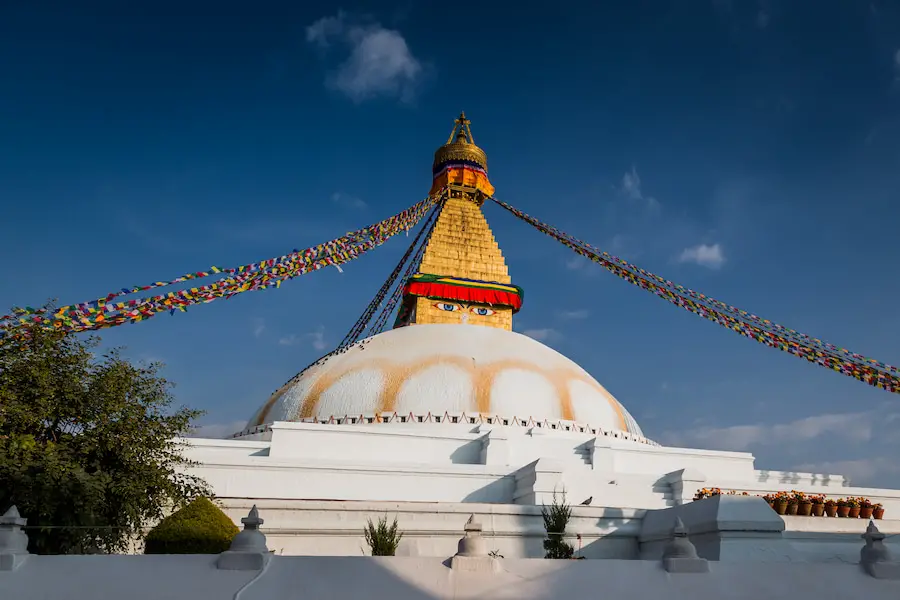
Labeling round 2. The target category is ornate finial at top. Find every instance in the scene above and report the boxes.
[241,505,264,530]
[447,111,475,145]
[433,111,488,172]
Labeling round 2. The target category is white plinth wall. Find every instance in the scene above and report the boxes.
[182,420,900,558]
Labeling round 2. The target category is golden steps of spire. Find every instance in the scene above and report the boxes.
[393,113,516,332]
[417,197,511,284]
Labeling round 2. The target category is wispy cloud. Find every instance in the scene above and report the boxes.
[306,12,423,103]
[565,256,586,271]
[279,326,328,351]
[331,191,367,210]
[677,243,726,269]
[620,166,661,215]
[556,309,590,320]
[520,328,561,342]
[252,318,266,339]
[659,411,878,452]
[657,408,900,487]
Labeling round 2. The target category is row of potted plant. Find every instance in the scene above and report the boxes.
[763,491,885,519]
[693,488,886,519]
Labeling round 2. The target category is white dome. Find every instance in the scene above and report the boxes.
[246,324,646,440]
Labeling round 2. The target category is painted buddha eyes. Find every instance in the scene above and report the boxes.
[433,302,494,316]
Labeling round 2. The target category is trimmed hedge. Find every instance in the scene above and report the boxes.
[143,497,239,554]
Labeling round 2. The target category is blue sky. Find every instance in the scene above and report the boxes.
[2,1,900,487]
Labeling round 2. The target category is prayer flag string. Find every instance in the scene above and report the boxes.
[490,197,900,394]
[0,197,438,341]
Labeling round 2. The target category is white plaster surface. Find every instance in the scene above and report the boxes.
[245,325,644,437]
[4,555,900,600]
[180,419,900,558]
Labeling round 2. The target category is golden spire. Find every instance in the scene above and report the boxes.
[433,112,489,173]
[394,113,520,332]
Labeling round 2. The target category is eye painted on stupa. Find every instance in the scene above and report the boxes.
[470,306,495,316]
[434,302,461,312]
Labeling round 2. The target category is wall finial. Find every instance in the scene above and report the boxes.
[217,505,271,571]
[662,516,708,573]
[860,520,900,579]
[0,505,30,571]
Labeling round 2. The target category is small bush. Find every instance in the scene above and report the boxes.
[143,497,239,554]
[542,492,575,559]
[364,515,403,556]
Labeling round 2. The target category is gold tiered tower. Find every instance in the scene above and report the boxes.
[393,113,524,331]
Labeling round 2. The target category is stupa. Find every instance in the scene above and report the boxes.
[182,114,900,559]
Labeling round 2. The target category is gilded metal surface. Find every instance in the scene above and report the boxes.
[433,112,489,170]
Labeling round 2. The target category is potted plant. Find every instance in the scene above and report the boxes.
[873,503,885,520]
[837,498,851,518]
[846,497,861,518]
[693,487,722,501]
[809,494,826,517]
[859,498,874,520]
[824,498,838,517]
[795,492,812,517]
[761,493,775,511]
[785,491,799,516]
[773,492,789,515]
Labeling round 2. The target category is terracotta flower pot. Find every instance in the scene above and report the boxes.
[774,501,788,515]
[838,506,851,518]
[812,504,825,517]
[786,503,799,516]
[825,505,838,517]
[860,507,874,519]
[874,508,885,520]
[797,502,813,517]
[849,507,861,518]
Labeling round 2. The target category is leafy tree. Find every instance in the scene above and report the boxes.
[143,497,238,554]
[541,491,574,559]
[364,515,403,556]
[0,317,209,554]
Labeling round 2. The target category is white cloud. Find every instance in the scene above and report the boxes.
[659,411,877,452]
[556,309,590,320]
[620,166,661,214]
[279,326,328,351]
[677,243,726,269]
[791,458,898,489]
[252,318,265,339]
[278,334,299,346]
[331,191,367,210]
[308,327,328,351]
[306,12,422,103]
[306,11,347,48]
[656,408,900,487]
[520,328,560,342]
[565,256,585,270]
[188,420,246,439]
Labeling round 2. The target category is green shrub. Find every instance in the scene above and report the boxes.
[542,492,574,559]
[143,497,239,554]
[364,515,403,556]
